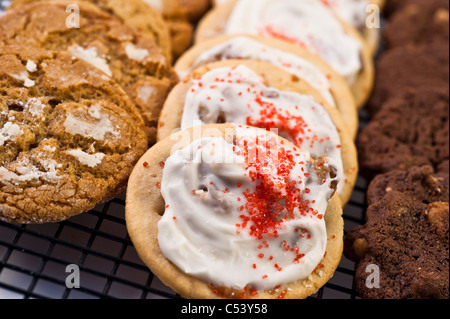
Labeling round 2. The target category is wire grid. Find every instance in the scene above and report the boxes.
[0,0,372,299]
[0,112,371,300]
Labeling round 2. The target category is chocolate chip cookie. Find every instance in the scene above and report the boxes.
[384,1,449,49]
[358,88,449,179]
[344,166,449,299]
[0,0,179,145]
[0,45,148,224]
[367,42,449,115]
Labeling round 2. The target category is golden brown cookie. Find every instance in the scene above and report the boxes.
[174,34,358,139]
[143,0,194,60]
[196,0,375,109]
[8,0,173,64]
[158,60,359,206]
[178,0,211,23]
[0,45,148,224]
[0,0,179,145]
[126,123,344,299]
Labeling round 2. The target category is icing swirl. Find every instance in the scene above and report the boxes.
[158,125,339,291]
[180,65,345,196]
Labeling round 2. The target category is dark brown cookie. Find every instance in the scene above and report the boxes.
[358,88,449,179]
[344,166,449,299]
[367,42,449,115]
[384,0,449,17]
[384,2,449,49]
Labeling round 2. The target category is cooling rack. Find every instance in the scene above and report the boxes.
[0,0,374,300]
[0,111,372,300]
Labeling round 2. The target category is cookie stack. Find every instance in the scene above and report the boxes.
[125,0,382,299]
[0,0,180,223]
[345,0,449,299]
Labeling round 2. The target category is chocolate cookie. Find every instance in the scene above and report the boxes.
[367,42,449,115]
[384,1,449,49]
[0,45,148,224]
[358,88,449,179]
[0,0,178,145]
[344,166,449,299]
[384,0,449,17]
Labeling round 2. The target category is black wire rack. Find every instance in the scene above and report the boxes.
[0,0,374,300]
[0,112,372,300]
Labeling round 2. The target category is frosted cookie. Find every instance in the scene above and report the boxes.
[212,0,387,55]
[158,61,358,205]
[143,0,194,60]
[0,45,148,224]
[9,0,173,64]
[196,0,375,108]
[126,124,344,299]
[0,0,179,145]
[174,34,358,138]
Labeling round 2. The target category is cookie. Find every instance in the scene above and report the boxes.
[143,0,194,60]
[174,34,359,139]
[344,166,449,299]
[384,0,449,17]
[178,0,211,23]
[126,123,344,299]
[0,0,179,145]
[367,42,449,115]
[158,60,359,206]
[358,88,449,179]
[8,0,173,64]
[196,0,375,109]
[0,45,148,224]
[384,1,449,49]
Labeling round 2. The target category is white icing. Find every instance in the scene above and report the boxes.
[125,43,149,62]
[158,125,337,291]
[66,149,105,168]
[183,36,336,107]
[224,0,363,85]
[319,0,368,30]
[68,44,113,77]
[0,122,23,146]
[180,65,345,196]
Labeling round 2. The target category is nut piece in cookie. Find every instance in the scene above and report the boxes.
[0,45,148,224]
[344,166,449,299]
